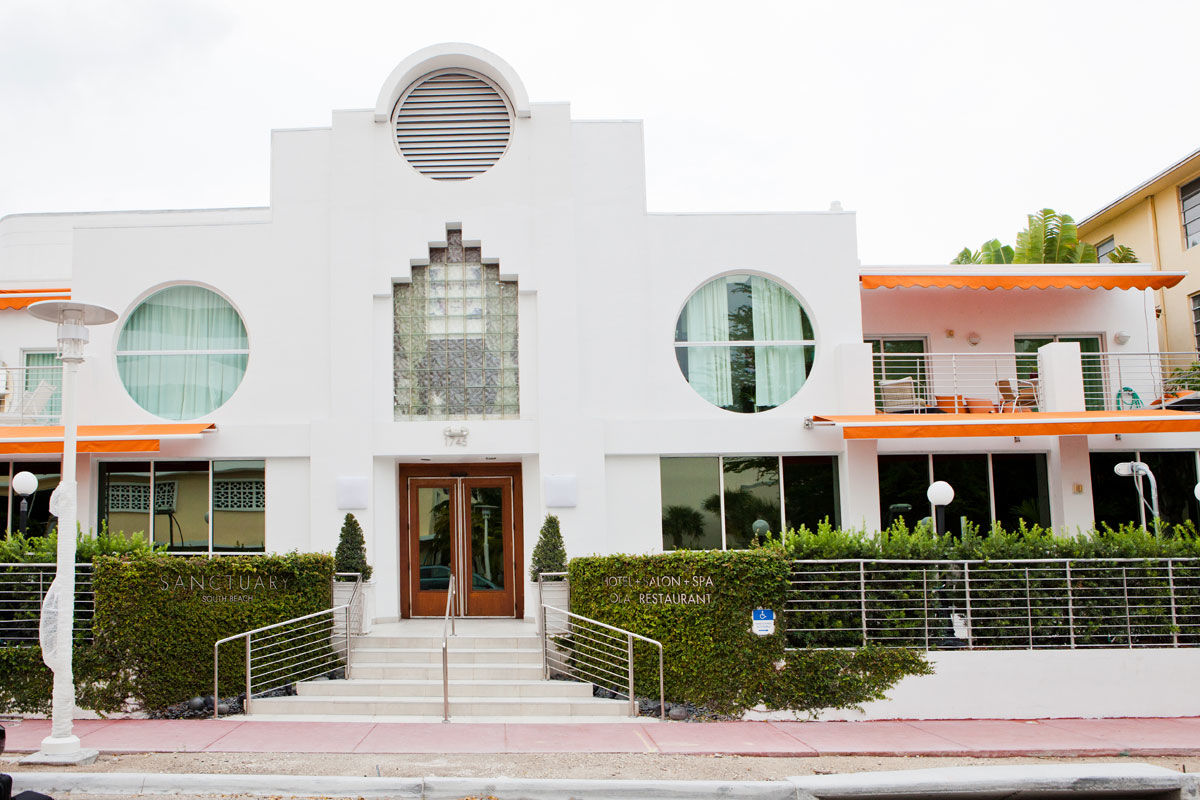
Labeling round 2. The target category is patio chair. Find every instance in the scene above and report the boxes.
[0,380,54,424]
[879,376,927,413]
[996,379,1038,412]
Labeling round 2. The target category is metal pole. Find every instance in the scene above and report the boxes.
[213,646,220,720]
[859,561,868,645]
[627,634,636,717]
[1065,562,1076,649]
[963,562,974,649]
[1167,560,1179,648]
[344,605,352,678]
[442,640,450,723]
[244,635,252,715]
[540,604,548,680]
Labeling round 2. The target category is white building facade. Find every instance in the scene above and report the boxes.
[3,44,1199,625]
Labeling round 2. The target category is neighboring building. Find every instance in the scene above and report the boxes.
[1079,147,1200,354]
[3,44,1200,624]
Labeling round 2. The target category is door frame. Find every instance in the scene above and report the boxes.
[397,462,524,619]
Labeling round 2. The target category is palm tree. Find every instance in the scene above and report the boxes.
[952,208,1137,264]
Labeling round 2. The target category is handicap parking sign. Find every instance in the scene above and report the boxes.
[752,608,775,636]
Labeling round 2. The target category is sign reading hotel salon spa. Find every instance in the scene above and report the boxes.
[159,573,289,604]
[603,573,715,605]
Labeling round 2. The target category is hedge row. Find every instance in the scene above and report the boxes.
[567,550,930,716]
[0,553,334,714]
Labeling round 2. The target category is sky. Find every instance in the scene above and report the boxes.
[2,0,1198,266]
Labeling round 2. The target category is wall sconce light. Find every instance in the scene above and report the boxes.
[967,332,981,347]
[1113,330,1131,345]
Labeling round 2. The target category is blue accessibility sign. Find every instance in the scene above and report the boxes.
[752,609,774,621]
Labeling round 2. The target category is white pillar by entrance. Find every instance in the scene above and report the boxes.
[1048,434,1095,534]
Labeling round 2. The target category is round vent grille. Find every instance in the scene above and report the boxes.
[393,70,512,181]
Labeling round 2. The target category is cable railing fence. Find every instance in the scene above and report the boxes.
[0,563,94,645]
[0,365,63,424]
[872,353,1042,413]
[1087,352,1200,411]
[540,603,665,719]
[213,572,363,718]
[788,558,1200,651]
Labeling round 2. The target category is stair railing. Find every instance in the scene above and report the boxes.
[441,576,457,722]
[212,573,363,719]
[540,604,665,719]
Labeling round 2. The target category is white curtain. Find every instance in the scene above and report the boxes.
[750,276,807,408]
[682,279,733,407]
[117,286,248,420]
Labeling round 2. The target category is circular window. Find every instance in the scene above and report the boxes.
[116,286,249,420]
[392,69,512,181]
[674,274,815,413]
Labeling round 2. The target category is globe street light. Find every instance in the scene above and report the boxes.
[12,470,37,534]
[927,481,955,537]
[24,300,116,765]
[1114,461,1159,537]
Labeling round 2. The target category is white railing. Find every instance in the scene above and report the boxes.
[0,563,93,644]
[873,352,1040,413]
[1087,352,1200,411]
[541,603,665,719]
[0,366,63,425]
[787,558,1200,650]
[213,572,363,718]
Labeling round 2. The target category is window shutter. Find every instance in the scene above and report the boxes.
[393,71,512,181]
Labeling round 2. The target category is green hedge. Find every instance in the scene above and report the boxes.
[89,553,334,711]
[568,550,930,716]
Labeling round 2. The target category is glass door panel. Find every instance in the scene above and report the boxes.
[463,478,513,616]
[409,480,458,616]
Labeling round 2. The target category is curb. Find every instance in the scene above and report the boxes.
[8,763,1199,799]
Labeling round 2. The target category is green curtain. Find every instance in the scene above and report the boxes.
[116,286,248,420]
[750,276,807,408]
[681,279,733,407]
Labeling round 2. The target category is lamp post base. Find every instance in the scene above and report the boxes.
[20,736,98,765]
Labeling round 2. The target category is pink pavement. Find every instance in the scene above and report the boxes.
[5,717,1200,758]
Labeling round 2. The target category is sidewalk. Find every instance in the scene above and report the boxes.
[6,717,1200,758]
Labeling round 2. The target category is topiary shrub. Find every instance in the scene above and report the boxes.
[529,514,567,580]
[334,513,372,581]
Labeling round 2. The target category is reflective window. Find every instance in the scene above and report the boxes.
[116,286,249,420]
[98,460,265,552]
[675,275,815,413]
[661,455,838,550]
[4,462,61,538]
[1091,450,1199,529]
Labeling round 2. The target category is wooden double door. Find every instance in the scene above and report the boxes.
[399,464,523,618]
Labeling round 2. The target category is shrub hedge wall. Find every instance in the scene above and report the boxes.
[85,553,334,712]
[567,550,930,716]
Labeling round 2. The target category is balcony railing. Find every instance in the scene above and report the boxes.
[872,351,1200,414]
[873,352,1041,413]
[0,365,62,425]
[0,563,95,645]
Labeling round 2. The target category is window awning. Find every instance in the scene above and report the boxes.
[859,269,1185,291]
[0,288,72,310]
[811,411,1200,440]
[0,423,215,455]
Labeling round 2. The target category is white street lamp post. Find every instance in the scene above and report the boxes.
[926,481,955,537]
[1114,461,1160,537]
[24,300,116,764]
[12,470,37,534]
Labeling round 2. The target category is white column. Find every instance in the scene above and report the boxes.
[840,439,881,533]
[1037,342,1085,412]
[834,342,876,414]
[1048,435,1095,534]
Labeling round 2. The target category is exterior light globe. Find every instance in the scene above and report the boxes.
[12,470,37,497]
[926,480,954,507]
[1194,483,1200,502]
[1114,462,1135,477]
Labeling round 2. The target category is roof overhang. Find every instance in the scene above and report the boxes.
[0,423,215,455]
[859,267,1184,291]
[811,411,1200,440]
[0,288,72,310]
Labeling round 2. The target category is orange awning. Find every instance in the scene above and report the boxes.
[812,411,1200,440]
[859,272,1185,291]
[0,288,72,310]
[0,423,215,455]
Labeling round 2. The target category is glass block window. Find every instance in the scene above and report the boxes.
[394,228,518,419]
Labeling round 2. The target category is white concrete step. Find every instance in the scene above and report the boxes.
[359,635,540,650]
[249,695,632,717]
[351,646,538,665]
[349,662,545,681]
[297,678,594,698]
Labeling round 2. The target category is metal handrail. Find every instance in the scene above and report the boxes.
[213,572,363,719]
[540,604,665,720]
[441,577,456,722]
